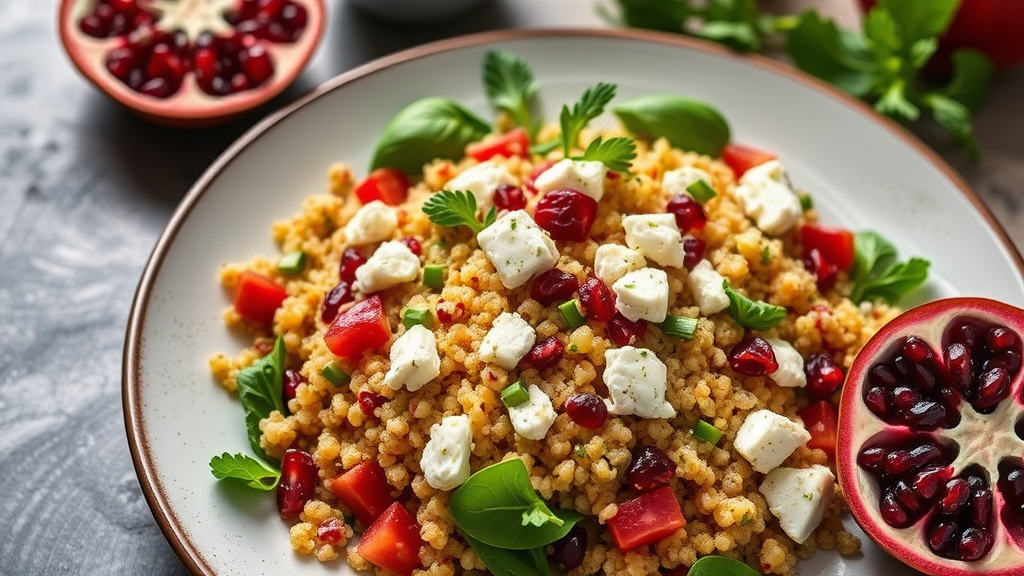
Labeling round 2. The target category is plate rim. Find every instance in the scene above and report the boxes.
[122,27,1024,576]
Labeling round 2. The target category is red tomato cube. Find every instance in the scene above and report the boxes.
[355,167,410,206]
[466,127,530,162]
[800,223,855,272]
[323,295,391,361]
[329,460,394,526]
[798,400,839,458]
[721,142,777,179]
[606,485,686,551]
[356,502,422,576]
[233,270,288,326]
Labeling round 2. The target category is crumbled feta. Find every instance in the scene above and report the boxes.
[686,259,730,315]
[733,160,803,236]
[344,200,398,246]
[479,312,536,370]
[766,338,806,388]
[477,209,558,289]
[594,244,646,286]
[603,346,676,419]
[421,415,474,491]
[734,409,811,473]
[532,159,606,201]
[662,166,713,197]
[354,240,420,293]
[622,213,685,268]
[383,324,441,392]
[612,268,669,323]
[508,384,557,441]
[759,465,836,544]
[444,161,517,211]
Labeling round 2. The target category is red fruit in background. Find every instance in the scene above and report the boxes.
[277,449,318,519]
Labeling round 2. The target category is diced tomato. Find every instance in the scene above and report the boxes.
[798,400,838,458]
[466,127,530,162]
[800,223,855,272]
[355,167,410,206]
[233,270,288,326]
[606,485,686,551]
[329,460,394,526]
[323,295,392,361]
[356,502,422,576]
[721,143,777,179]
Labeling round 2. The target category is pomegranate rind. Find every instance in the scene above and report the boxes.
[57,0,325,127]
[838,297,1024,576]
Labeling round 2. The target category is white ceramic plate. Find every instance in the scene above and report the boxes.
[124,29,1024,576]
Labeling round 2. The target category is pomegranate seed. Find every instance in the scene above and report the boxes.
[230,72,251,92]
[804,248,837,290]
[982,349,1022,374]
[139,77,172,98]
[880,489,911,527]
[258,0,287,17]
[987,326,1018,353]
[911,466,951,499]
[893,386,922,410]
[242,43,274,84]
[1004,467,1024,500]
[727,337,778,376]
[283,368,306,404]
[894,480,923,511]
[578,277,616,322]
[339,248,366,282]
[857,446,887,473]
[884,444,941,476]
[904,400,946,428]
[550,523,586,569]
[971,488,992,528]
[666,194,707,233]
[902,336,933,363]
[864,386,892,419]
[564,392,608,429]
[682,236,705,270]
[868,363,900,388]
[277,449,318,519]
[80,14,110,37]
[399,237,422,256]
[281,3,309,31]
[493,184,526,212]
[317,517,345,544]
[625,445,675,491]
[521,336,565,370]
[958,527,993,561]
[105,47,137,80]
[358,391,386,416]
[804,353,844,398]
[974,366,1009,408]
[320,281,353,324]
[533,189,598,242]
[940,478,971,515]
[945,342,972,391]
[608,313,646,346]
[928,521,957,553]
[530,269,579,305]
[193,47,218,81]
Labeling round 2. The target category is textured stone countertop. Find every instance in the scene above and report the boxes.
[0,0,1020,574]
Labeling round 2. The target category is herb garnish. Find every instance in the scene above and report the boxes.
[209,452,281,490]
[688,555,764,576]
[482,50,541,136]
[422,190,497,234]
[722,280,787,330]
[371,97,491,175]
[236,335,287,463]
[576,135,636,173]
[462,534,551,576]
[850,230,930,304]
[612,94,731,157]
[560,82,617,157]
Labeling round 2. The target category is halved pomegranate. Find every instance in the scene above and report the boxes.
[58,0,325,126]
[838,297,1024,576]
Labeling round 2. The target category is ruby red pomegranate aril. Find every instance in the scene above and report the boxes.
[282,367,306,404]
[728,336,778,376]
[804,353,845,399]
[666,194,707,233]
[521,336,565,371]
[277,448,318,519]
[578,277,616,322]
[493,183,527,212]
[317,517,346,544]
[358,390,387,416]
[608,313,646,346]
[320,281,353,324]
[550,523,587,570]
[339,247,366,283]
[564,392,608,429]
[533,189,598,242]
[530,268,579,305]
[682,236,705,270]
[625,445,676,491]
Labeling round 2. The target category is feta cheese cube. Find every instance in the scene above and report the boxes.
[479,312,536,370]
[662,166,713,197]
[532,158,606,201]
[477,210,558,289]
[686,259,730,315]
[354,240,420,293]
[383,324,441,392]
[734,409,811,473]
[444,161,517,211]
[508,384,557,441]
[344,200,398,246]
[733,160,803,236]
[622,213,685,268]
[603,346,676,419]
[612,268,669,323]
[759,465,836,544]
[594,243,646,286]
[766,338,806,388]
[421,414,474,491]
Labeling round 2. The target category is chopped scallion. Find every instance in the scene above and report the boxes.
[660,314,698,340]
[277,250,306,275]
[402,307,434,329]
[501,380,530,407]
[686,178,718,203]
[693,420,724,444]
[320,361,350,387]
[799,193,814,211]
[558,299,586,329]
[422,264,445,290]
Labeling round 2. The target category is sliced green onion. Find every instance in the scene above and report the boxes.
[558,299,586,329]
[660,314,698,340]
[686,178,718,203]
[799,193,814,211]
[501,380,530,407]
[422,264,445,290]
[573,444,586,458]
[402,307,434,329]
[693,420,724,444]
[320,361,350,387]
[277,250,306,275]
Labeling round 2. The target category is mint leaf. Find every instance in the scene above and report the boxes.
[560,82,617,157]
[423,190,489,234]
[210,452,281,491]
[482,50,540,133]
[235,336,286,463]
[576,136,636,173]
[722,281,787,331]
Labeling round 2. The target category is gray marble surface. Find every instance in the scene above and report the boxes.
[0,0,1020,574]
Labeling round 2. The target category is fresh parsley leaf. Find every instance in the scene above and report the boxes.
[482,50,540,134]
[560,82,617,157]
[722,280,787,330]
[209,452,281,491]
[598,0,692,33]
[371,97,491,176]
[462,534,551,576]
[612,94,731,157]
[423,190,493,234]
[576,136,636,172]
[235,336,287,463]
[850,231,929,304]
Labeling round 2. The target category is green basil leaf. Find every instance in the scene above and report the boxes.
[722,281,786,331]
[370,97,491,176]
[687,555,764,576]
[878,0,958,44]
[785,10,875,98]
[450,459,584,550]
[209,452,280,491]
[235,336,286,462]
[851,231,929,304]
[463,534,551,576]
[612,94,730,157]
[483,50,540,132]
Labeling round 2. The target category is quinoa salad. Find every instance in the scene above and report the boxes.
[207,50,927,576]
